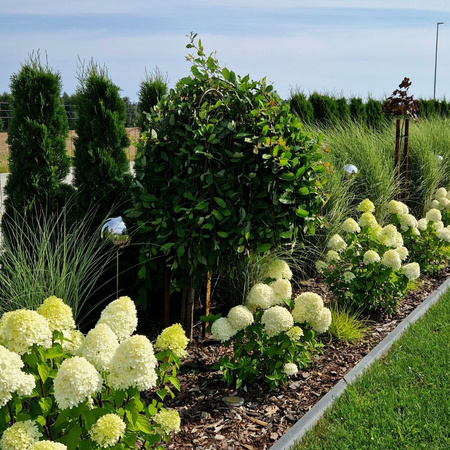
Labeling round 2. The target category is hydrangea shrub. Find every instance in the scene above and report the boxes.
[204,258,330,389]
[0,296,187,449]
[317,199,421,314]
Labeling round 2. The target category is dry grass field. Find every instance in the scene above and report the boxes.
[0,127,139,173]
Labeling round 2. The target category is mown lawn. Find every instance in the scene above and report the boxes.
[295,289,450,449]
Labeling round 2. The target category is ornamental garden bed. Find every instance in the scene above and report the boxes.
[149,267,450,450]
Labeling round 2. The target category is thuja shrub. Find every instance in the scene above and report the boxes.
[204,258,331,389]
[316,199,420,314]
[73,60,132,223]
[0,296,186,449]
[130,35,326,304]
[2,53,73,240]
[289,89,314,123]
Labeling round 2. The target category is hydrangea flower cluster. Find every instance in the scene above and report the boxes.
[37,296,75,332]
[0,345,35,407]
[261,306,294,337]
[153,409,182,434]
[317,198,421,313]
[0,420,42,450]
[89,413,126,448]
[292,293,332,333]
[97,296,138,342]
[30,442,68,450]
[155,323,190,358]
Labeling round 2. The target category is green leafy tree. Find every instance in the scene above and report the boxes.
[2,53,73,239]
[365,98,385,129]
[309,92,339,125]
[129,34,326,337]
[335,97,351,122]
[73,60,132,223]
[123,96,139,127]
[137,66,169,129]
[349,97,367,123]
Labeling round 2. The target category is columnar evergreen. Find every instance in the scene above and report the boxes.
[2,53,72,238]
[73,61,131,223]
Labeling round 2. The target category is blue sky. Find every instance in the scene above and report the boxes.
[2,1,450,102]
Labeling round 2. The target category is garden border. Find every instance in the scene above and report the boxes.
[270,276,450,450]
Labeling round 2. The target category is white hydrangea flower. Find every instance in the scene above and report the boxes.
[309,307,332,333]
[37,296,75,332]
[343,271,356,283]
[61,329,85,355]
[245,283,275,310]
[30,442,68,450]
[430,199,442,210]
[327,234,347,252]
[358,212,378,229]
[326,250,340,262]
[89,413,126,448]
[155,323,189,359]
[435,187,448,199]
[97,296,138,343]
[227,306,254,331]
[363,250,381,265]
[381,250,402,270]
[0,420,42,450]
[395,231,404,248]
[77,323,119,372]
[417,218,428,230]
[426,208,442,222]
[395,246,409,261]
[0,311,14,346]
[400,262,420,280]
[292,292,324,324]
[315,260,328,273]
[378,224,399,247]
[437,228,450,242]
[54,356,102,409]
[433,220,444,231]
[400,214,418,231]
[260,258,292,281]
[286,326,304,341]
[270,279,292,305]
[153,409,181,434]
[211,317,237,342]
[283,363,298,377]
[1,310,52,355]
[357,198,375,213]
[108,335,158,391]
[388,200,408,215]
[411,227,420,236]
[0,345,36,407]
[439,197,450,209]
[261,306,294,337]
[342,218,361,234]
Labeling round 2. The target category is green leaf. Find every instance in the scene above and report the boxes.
[222,67,230,81]
[279,172,295,181]
[257,243,272,253]
[38,397,53,417]
[37,362,51,383]
[214,197,227,208]
[217,231,228,238]
[196,200,209,210]
[296,208,309,218]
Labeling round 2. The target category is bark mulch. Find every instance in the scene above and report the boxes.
[144,268,450,450]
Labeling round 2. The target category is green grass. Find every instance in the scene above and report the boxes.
[327,303,371,344]
[295,290,450,449]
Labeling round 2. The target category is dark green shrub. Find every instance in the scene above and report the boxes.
[335,97,351,122]
[2,53,73,239]
[365,98,384,129]
[309,92,339,125]
[73,61,132,223]
[129,35,326,334]
[439,99,449,118]
[137,67,168,129]
[289,89,314,123]
[349,97,367,123]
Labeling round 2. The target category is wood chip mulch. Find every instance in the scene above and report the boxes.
[144,268,450,450]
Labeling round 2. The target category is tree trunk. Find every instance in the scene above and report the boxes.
[181,284,195,340]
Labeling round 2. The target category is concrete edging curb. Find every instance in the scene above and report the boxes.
[270,276,450,450]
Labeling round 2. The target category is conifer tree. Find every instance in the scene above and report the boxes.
[73,61,132,224]
[2,53,73,238]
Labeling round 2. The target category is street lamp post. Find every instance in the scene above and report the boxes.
[434,22,444,100]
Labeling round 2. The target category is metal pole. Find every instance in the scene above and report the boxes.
[434,22,444,100]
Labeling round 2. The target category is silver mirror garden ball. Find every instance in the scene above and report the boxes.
[101,216,130,247]
[344,164,358,178]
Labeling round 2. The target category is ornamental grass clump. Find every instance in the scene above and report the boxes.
[388,199,450,275]
[204,258,330,389]
[0,296,187,448]
[317,199,421,314]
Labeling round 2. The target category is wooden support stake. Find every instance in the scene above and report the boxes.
[403,118,410,203]
[163,265,170,329]
[395,118,402,199]
[204,271,211,335]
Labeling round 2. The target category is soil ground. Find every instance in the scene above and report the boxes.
[140,268,450,449]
